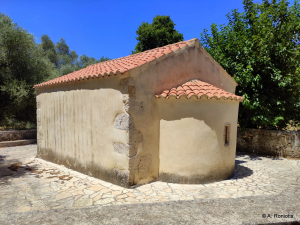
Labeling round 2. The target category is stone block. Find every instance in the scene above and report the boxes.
[113,143,137,157]
[114,113,135,130]
[127,130,143,145]
[120,77,135,86]
[129,154,152,170]
[124,98,143,113]
[122,94,130,103]
[128,86,136,97]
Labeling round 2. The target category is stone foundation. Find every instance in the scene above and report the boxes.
[237,128,300,158]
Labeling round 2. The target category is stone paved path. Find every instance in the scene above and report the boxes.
[0,144,299,214]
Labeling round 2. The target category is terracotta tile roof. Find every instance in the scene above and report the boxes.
[34,39,197,88]
[155,80,244,102]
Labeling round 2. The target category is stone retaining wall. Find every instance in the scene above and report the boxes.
[237,128,300,158]
[0,129,37,142]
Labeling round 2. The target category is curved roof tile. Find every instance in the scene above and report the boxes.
[155,80,244,102]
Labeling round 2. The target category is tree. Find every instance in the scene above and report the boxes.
[132,15,183,53]
[0,14,57,129]
[75,55,110,68]
[55,37,78,69]
[56,37,70,55]
[40,34,59,66]
[200,0,300,129]
[0,14,110,129]
[51,38,110,76]
[57,54,110,76]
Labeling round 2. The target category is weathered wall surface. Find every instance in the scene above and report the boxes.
[36,75,134,187]
[116,77,149,185]
[237,129,300,158]
[158,98,239,184]
[35,39,239,187]
[128,39,239,185]
[0,129,36,142]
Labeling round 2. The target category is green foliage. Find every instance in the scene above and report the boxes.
[40,36,110,76]
[0,13,57,129]
[75,55,110,70]
[40,34,59,66]
[0,14,109,129]
[132,15,183,53]
[55,38,78,68]
[200,0,300,129]
[56,37,70,55]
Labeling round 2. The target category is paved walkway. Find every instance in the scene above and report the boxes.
[1,194,299,225]
[0,144,299,223]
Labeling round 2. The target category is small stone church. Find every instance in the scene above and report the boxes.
[34,38,243,187]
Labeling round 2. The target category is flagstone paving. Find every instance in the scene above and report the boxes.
[0,144,299,214]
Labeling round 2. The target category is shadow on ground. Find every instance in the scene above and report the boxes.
[229,158,254,180]
[237,152,284,160]
[0,154,38,185]
[232,153,285,181]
